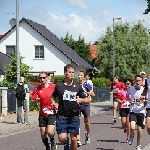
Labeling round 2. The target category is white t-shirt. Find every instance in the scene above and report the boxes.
[145,78,150,108]
[86,80,93,88]
[127,86,145,113]
[86,79,93,101]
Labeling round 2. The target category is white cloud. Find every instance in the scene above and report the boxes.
[21,5,114,43]
[63,0,88,11]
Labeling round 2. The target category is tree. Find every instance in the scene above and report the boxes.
[144,0,150,14]
[98,21,150,80]
[1,54,31,88]
[61,32,91,63]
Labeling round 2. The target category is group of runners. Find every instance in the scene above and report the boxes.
[30,63,150,150]
[111,71,150,150]
[31,64,94,150]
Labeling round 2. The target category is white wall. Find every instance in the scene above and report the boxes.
[72,62,86,77]
[0,22,71,76]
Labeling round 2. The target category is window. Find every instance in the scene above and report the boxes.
[6,46,15,56]
[35,46,44,58]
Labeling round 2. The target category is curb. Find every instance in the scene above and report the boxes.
[90,106,113,115]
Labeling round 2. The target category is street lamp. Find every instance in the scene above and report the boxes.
[112,17,122,77]
[144,44,150,75]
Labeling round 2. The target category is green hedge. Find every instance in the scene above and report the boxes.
[92,77,111,87]
[29,101,40,111]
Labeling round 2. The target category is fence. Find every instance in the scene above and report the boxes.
[7,89,16,113]
[0,90,2,115]
[92,87,111,102]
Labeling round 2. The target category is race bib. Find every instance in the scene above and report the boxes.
[113,88,118,93]
[43,108,54,114]
[123,101,130,108]
[63,90,77,101]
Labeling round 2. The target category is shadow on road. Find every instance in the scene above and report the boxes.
[96,148,114,150]
[111,126,123,129]
[97,139,119,142]
[1,121,17,124]
[91,122,114,125]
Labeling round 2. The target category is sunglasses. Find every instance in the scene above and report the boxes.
[39,77,46,79]
[126,82,131,85]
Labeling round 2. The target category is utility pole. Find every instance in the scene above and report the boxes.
[16,0,20,83]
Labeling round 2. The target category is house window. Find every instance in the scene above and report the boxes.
[6,46,15,56]
[35,46,44,58]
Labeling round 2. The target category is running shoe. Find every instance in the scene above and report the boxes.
[135,145,141,150]
[85,133,90,144]
[128,134,134,145]
[77,139,82,147]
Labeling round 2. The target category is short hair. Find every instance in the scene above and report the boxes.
[19,76,24,83]
[135,74,143,80]
[39,71,48,76]
[123,77,133,85]
[64,64,74,72]
[113,75,119,79]
[79,71,87,77]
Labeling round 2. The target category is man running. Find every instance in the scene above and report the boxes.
[110,75,125,123]
[127,74,145,150]
[31,72,57,150]
[141,73,150,135]
[77,71,95,146]
[51,64,90,150]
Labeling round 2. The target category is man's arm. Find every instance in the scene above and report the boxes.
[31,88,40,104]
[77,85,90,104]
[141,79,148,96]
[51,84,59,109]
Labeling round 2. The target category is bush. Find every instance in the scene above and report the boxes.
[53,75,78,83]
[92,77,111,87]
[29,101,40,111]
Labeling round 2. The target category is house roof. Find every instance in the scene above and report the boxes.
[0,35,3,39]
[0,17,92,69]
[0,52,11,75]
[0,52,11,65]
[89,44,98,59]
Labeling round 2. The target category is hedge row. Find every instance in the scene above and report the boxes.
[28,75,110,88]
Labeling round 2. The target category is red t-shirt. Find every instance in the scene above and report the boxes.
[111,82,125,98]
[31,84,56,116]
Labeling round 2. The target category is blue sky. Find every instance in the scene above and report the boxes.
[0,0,149,43]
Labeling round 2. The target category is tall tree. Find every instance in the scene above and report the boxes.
[144,0,150,14]
[98,21,150,80]
[61,32,91,63]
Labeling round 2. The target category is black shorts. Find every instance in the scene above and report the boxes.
[146,108,150,117]
[120,108,130,117]
[39,115,56,127]
[129,112,144,127]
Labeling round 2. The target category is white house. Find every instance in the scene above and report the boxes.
[0,18,92,77]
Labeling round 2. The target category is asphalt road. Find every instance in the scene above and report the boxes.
[0,110,150,150]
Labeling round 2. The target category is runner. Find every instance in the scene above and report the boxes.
[127,74,146,150]
[141,73,150,135]
[51,64,90,150]
[31,71,57,150]
[116,77,132,143]
[140,71,147,127]
[110,75,125,123]
[77,71,95,146]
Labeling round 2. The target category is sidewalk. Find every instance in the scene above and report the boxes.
[0,100,113,137]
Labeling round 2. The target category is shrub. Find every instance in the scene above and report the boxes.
[92,77,111,87]
[29,101,40,111]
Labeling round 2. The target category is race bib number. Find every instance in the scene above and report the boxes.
[134,96,140,103]
[63,90,77,101]
[43,108,54,114]
[123,102,130,108]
